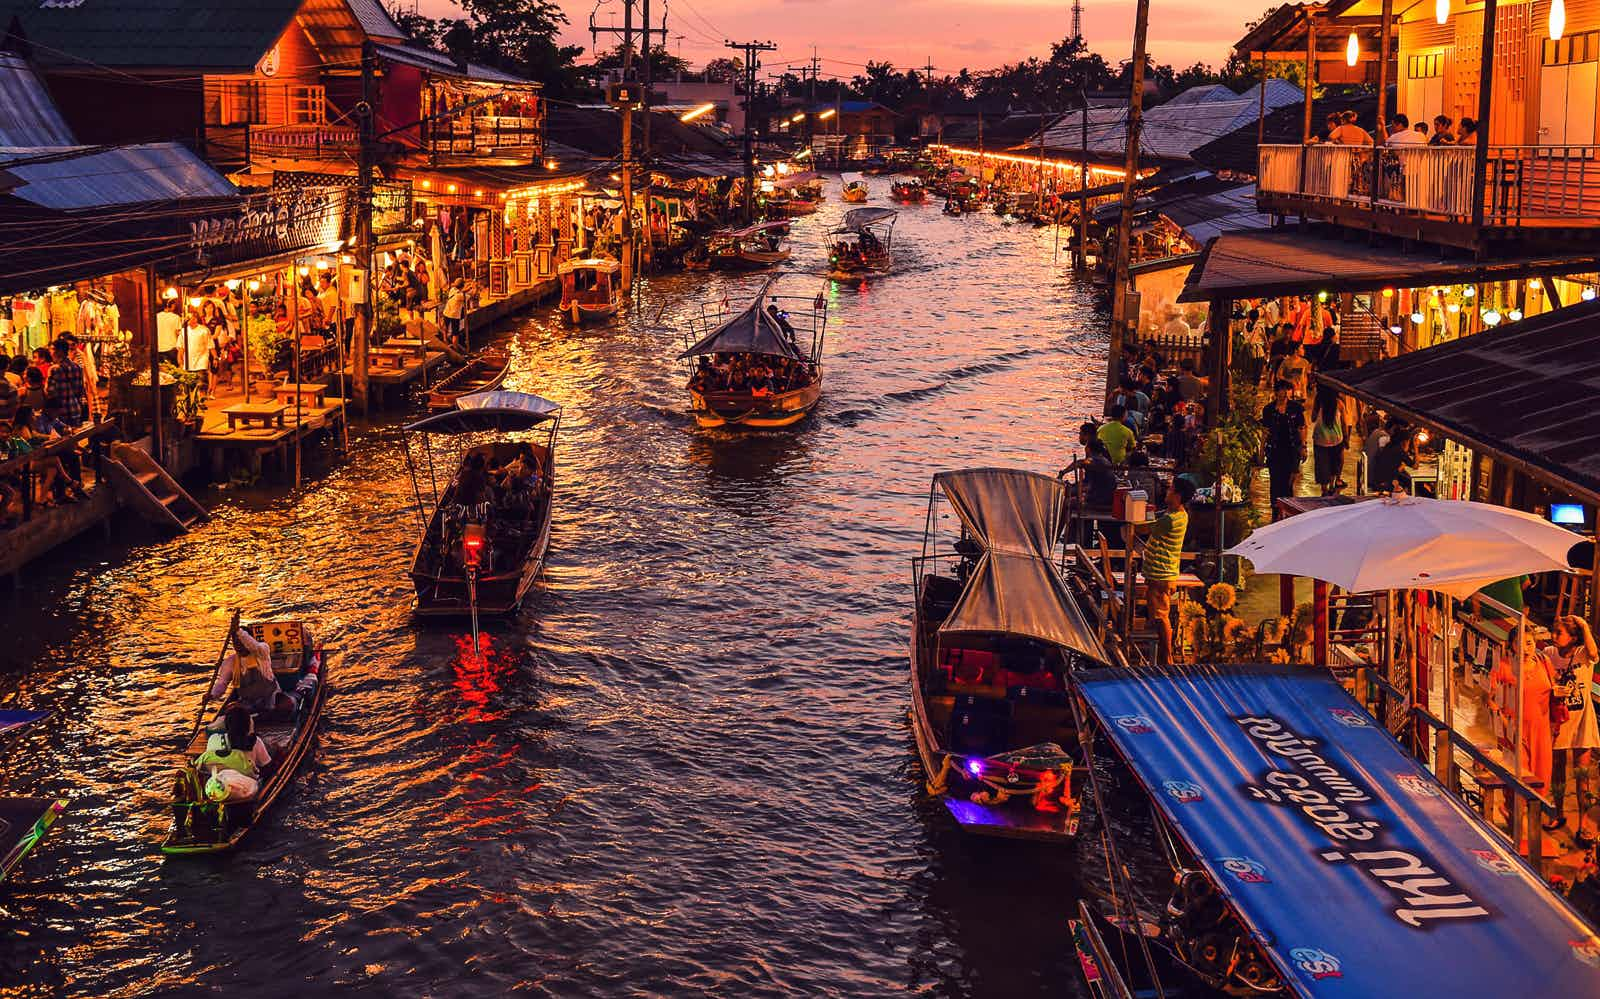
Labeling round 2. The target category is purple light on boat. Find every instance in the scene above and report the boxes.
[967,759,982,776]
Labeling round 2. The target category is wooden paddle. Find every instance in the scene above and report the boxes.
[181,609,240,750]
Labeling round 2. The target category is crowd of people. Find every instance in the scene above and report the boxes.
[1310,109,1480,148]
[0,337,95,526]
[440,445,547,572]
[689,353,819,397]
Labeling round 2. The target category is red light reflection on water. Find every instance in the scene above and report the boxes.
[451,632,513,723]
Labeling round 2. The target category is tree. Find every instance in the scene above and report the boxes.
[388,0,587,97]
[700,57,743,83]
[590,43,691,80]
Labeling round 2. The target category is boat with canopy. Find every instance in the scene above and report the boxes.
[909,468,1109,841]
[679,276,828,429]
[1070,660,1600,997]
[557,258,623,324]
[841,175,869,203]
[0,710,65,882]
[773,169,822,214]
[707,222,792,270]
[402,390,562,618]
[162,613,329,855]
[827,208,897,282]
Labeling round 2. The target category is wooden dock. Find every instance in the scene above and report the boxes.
[194,396,348,479]
[341,350,451,409]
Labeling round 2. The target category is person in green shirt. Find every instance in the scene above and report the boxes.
[1134,477,1195,665]
[1473,574,1529,624]
[1097,405,1137,465]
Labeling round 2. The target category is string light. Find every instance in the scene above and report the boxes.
[247,280,261,292]
[1481,309,1501,326]
[1410,311,1425,324]
[1508,308,1523,322]
[1584,286,1597,301]
[163,287,178,299]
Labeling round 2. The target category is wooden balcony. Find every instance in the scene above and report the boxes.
[248,123,361,160]
[1257,143,1600,252]
[425,115,543,165]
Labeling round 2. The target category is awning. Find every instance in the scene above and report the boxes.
[940,551,1105,660]
[557,258,620,275]
[404,390,561,433]
[1080,662,1600,997]
[1178,229,1600,302]
[841,207,897,230]
[934,468,1064,557]
[1319,298,1600,505]
[677,288,805,361]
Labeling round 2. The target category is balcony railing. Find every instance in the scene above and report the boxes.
[1259,142,1600,226]
[249,124,360,159]
[426,115,543,159]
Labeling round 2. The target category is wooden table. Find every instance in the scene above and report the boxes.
[368,347,410,369]
[274,383,328,409]
[223,402,288,431]
[384,337,428,357]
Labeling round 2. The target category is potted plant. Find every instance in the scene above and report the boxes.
[247,313,288,391]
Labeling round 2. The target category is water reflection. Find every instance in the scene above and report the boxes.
[0,180,1110,997]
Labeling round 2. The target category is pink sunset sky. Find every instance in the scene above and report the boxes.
[412,0,1262,79]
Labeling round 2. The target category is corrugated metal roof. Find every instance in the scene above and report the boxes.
[1158,184,1272,244]
[374,42,532,85]
[1323,298,1600,503]
[0,142,238,210]
[344,0,402,40]
[0,0,302,70]
[0,52,75,146]
[1033,83,1302,164]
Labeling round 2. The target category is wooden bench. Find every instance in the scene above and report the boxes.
[222,402,288,431]
[273,383,328,409]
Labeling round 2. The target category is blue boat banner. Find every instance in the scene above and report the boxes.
[1079,663,1600,996]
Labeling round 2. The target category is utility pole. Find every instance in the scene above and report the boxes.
[592,2,667,288]
[727,38,777,224]
[1107,0,1150,405]
[788,47,821,147]
[353,40,375,415]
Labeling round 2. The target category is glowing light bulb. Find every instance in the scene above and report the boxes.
[1389,325,1402,335]
[1551,0,1567,41]
[1411,311,1425,324]
[225,279,240,291]
[1508,308,1523,322]
[1447,302,1460,313]
[248,280,261,292]
[1585,286,1597,301]
[1436,0,1449,24]
[1346,32,1360,67]
[1382,287,1395,298]
[1463,285,1475,298]
[1481,309,1501,326]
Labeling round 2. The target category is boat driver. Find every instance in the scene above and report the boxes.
[207,625,318,720]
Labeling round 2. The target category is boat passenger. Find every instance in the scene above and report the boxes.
[1062,423,1117,512]
[209,627,295,716]
[495,444,543,498]
[198,705,273,782]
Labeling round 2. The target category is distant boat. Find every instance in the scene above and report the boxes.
[707,222,792,270]
[841,174,869,203]
[557,258,623,324]
[827,207,897,282]
[891,179,926,203]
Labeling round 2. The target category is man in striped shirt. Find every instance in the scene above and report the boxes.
[1135,477,1195,665]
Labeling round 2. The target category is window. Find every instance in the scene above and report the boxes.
[287,85,326,125]
[1407,53,1442,79]
[218,81,266,125]
[1544,31,1599,66]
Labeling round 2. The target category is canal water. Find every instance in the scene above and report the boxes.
[0,184,1129,997]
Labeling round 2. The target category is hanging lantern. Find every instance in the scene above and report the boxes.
[1583,286,1597,301]
[1463,285,1475,298]
[1481,309,1502,326]
[1381,287,1395,298]
[1551,0,1567,41]
[1436,0,1449,25]
[1346,32,1360,67]
[1410,311,1426,324]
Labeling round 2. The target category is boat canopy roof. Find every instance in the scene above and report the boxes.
[678,290,806,361]
[724,221,789,238]
[404,390,562,434]
[932,469,1104,659]
[558,257,621,275]
[775,170,819,189]
[940,551,1104,659]
[1079,662,1600,997]
[0,709,48,736]
[935,468,1062,557]
[841,207,897,231]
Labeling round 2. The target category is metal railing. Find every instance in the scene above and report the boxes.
[1258,142,1600,224]
[249,124,360,159]
[426,115,544,158]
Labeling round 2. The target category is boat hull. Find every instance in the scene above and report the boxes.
[565,300,620,325]
[690,379,821,429]
[710,250,791,271]
[411,498,553,617]
[426,349,511,411]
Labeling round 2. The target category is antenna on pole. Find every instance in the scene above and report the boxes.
[1071,0,1083,41]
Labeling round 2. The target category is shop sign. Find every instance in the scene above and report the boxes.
[187,187,350,268]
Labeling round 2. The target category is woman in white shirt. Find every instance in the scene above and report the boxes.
[1548,615,1600,837]
[181,314,213,394]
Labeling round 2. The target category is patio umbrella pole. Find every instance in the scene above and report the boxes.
[1442,595,1456,789]
[1513,608,1526,845]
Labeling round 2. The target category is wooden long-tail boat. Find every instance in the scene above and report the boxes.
[404,390,561,617]
[0,709,65,883]
[908,468,1108,842]
[162,615,329,855]
[679,276,829,430]
[425,348,511,412]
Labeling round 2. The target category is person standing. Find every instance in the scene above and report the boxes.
[442,279,466,344]
[1547,616,1600,835]
[156,300,182,367]
[181,313,213,396]
[1260,379,1306,512]
[1133,477,1195,665]
[1098,406,1136,465]
[44,340,87,430]
[1311,389,1348,495]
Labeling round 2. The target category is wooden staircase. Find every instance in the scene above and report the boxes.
[103,442,207,532]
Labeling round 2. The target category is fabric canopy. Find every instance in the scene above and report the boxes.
[935,468,1064,558]
[677,290,805,361]
[404,390,561,434]
[1080,663,1600,997]
[1226,495,1580,598]
[775,170,819,189]
[842,207,897,230]
[939,551,1105,660]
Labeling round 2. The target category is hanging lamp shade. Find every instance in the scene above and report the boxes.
[1346,32,1360,67]
[1551,0,1567,41]
[1436,0,1450,24]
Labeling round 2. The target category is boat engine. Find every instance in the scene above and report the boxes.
[1165,869,1284,995]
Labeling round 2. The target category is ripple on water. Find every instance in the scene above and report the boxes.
[0,181,1138,998]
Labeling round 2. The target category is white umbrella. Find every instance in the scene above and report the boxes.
[1226,494,1580,597]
